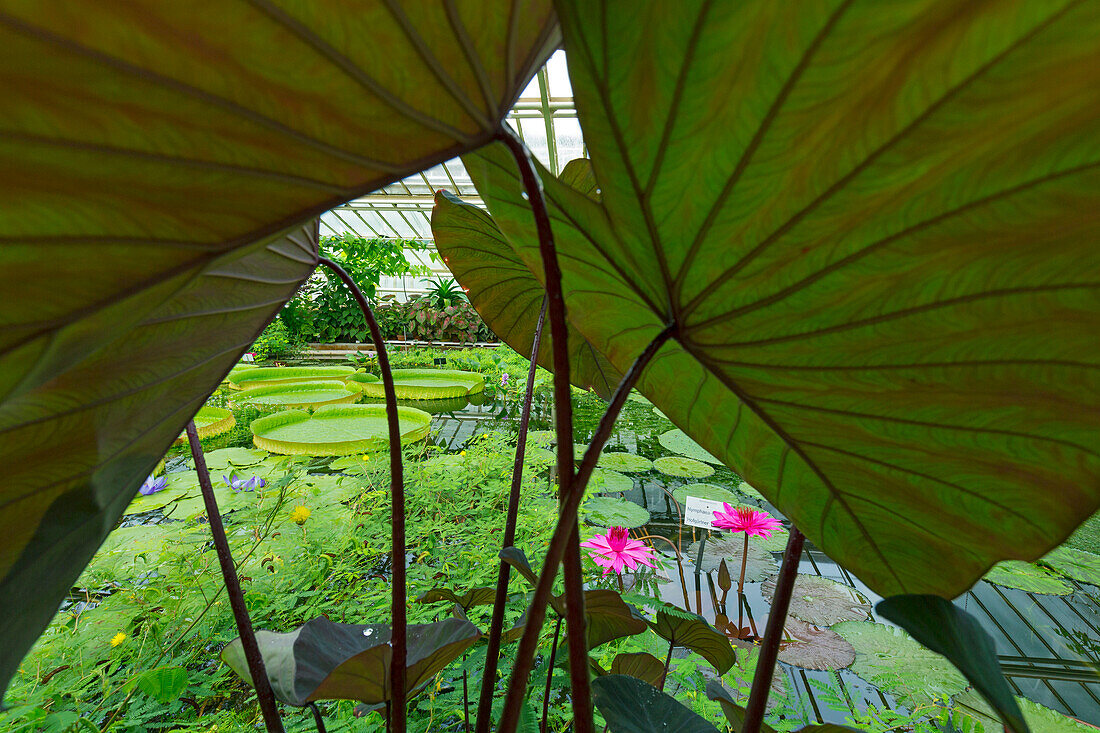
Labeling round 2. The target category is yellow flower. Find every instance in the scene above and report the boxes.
[289,506,311,525]
[360,454,370,461]
[460,450,466,457]
[110,632,126,647]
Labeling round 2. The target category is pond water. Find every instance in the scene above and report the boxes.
[409,388,1100,728]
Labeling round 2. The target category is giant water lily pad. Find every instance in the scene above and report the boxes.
[654,456,714,479]
[357,369,485,400]
[122,484,194,516]
[173,406,236,444]
[1043,547,1100,587]
[231,381,362,410]
[778,619,855,671]
[762,575,871,627]
[659,429,723,466]
[583,497,650,529]
[984,560,1073,595]
[954,691,1100,733]
[589,468,634,495]
[598,452,653,473]
[459,2,1100,602]
[231,366,357,390]
[833,621,967,708]
[686,537,776,579]
[251,404,431,456]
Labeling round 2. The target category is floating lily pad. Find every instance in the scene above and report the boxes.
[203,447,269,469]
[583,497,650,529]
[735,481,767,502]
[651,407,668,420]
[122,484,193,516]
[685,537,776,579]
[626,392,652,406]
[231,381,361,410]
[173,405,236,444]
[345,372,380,388]
[1043,547,1100,587]
[984,560,1073,595]
[597,453,652,473]
[653,456,714,478]
[227,364,259,383]
[86,525,174,579]
[356,369,485,400]
[777,618,855,671]
[762,575,871,627]
[833,621,967,709]
[954,690,1100,733]
[658,429,722,466]
[231,365,357,390]
[589,468,634,495]
[672,483,740,507]
[330,455,377,471]
[251,404,432,456]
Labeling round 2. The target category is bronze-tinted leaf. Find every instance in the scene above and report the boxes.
[0,0,559,690]
[648,604,735,675]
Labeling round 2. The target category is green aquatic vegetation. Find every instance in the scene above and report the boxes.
[654,456,716,479]
[588,468,635,496]
[776,619,855,672]
[230,365,358,389]
[229,381,362,410]
[597,452,653,473]
[672,483,742,508]
[983,561,1074,595]
[658,430,723,466]
[250,404,432,456]
[583,497,651,530]
[174,406,236,444]
[685,536,777,579]
[1042,547,1100,587]
[833,622,967,709]
[356,368,486,401]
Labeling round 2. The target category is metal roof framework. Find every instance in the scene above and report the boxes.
[320,50,580,243]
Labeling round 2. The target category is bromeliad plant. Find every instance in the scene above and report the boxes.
[3,2,1100,733]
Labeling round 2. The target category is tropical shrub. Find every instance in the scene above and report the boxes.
[249,319,302,362]
[405,297,495,343]
[280,234,430,343]
[419,276,468,308]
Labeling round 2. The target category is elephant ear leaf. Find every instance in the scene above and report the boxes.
[222,617,479,705]
[416,586,497,610]
[593,675,719,733]
[432,188,623,399]
[877,594,1030,733]
[466,0,1100,597]
[0,0,558,693]
[648,605,735,675]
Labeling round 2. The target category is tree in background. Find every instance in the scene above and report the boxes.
[280,234,431,343]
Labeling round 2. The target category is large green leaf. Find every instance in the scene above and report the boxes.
[592,675,719,733]
[0,0,558,693]
[648,605,735,675]
[432,189,623,399]
[461,0,1100,596]
[221,617,480,705]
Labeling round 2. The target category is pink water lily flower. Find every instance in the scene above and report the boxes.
[712,504,782,538]
[580,526,656,576]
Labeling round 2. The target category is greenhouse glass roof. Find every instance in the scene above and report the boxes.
[320,51,578,241]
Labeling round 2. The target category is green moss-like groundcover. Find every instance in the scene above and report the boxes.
[230,381,362,410]
[251,404,432,456]
[356,369,485,400]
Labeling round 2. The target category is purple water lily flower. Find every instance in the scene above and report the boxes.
[223,473,266,492]
[140,475,167,496]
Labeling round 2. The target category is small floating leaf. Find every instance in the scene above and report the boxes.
[654,456,715,479]
[598,453,653,473]
[984,561,1073,595]
[1042,547,1100,586]
[777,618,854,672]
[583,497,650,529]
[658,429,723,466]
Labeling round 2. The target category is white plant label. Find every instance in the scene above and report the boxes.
[683,496,725,530]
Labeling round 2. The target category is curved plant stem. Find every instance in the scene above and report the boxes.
[185,421,284,733]
[742,526,805,733]
[317,256,407,732]
[475,296,547,733]
[541,617,563,733]
[496,126,591,733]
[496,323,675,732]
[307,702,327,733]
[660,641,674,692]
